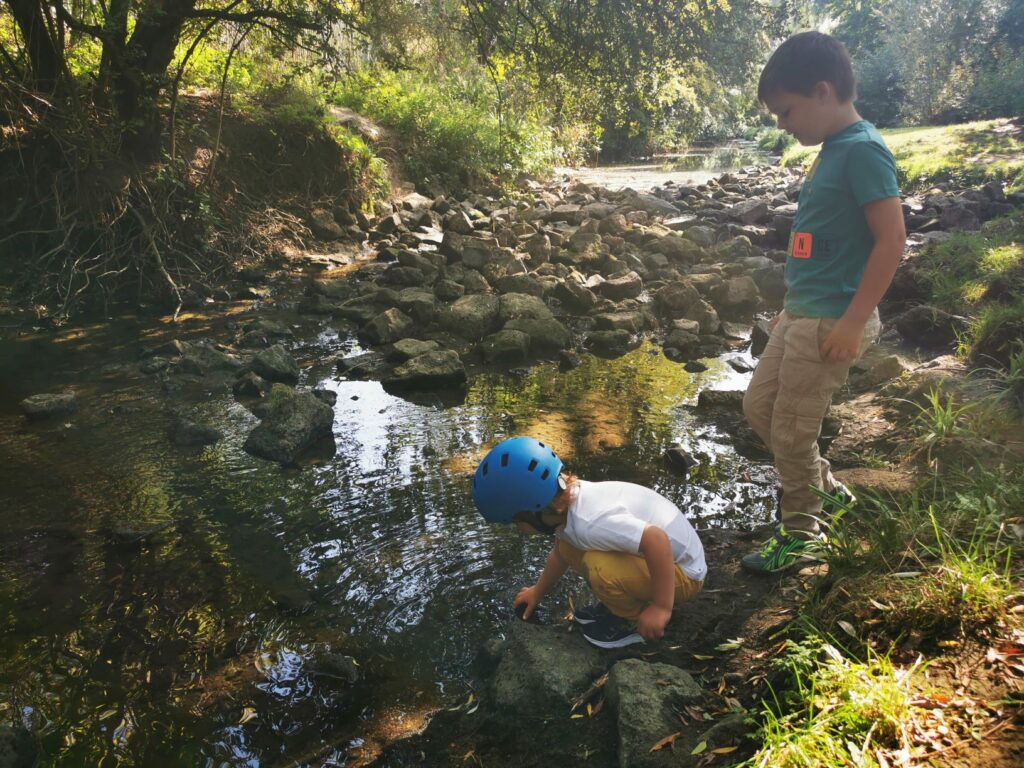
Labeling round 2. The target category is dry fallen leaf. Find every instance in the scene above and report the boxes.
[837,620,858,639]
[650,732,680,752]
[691,740,707,755]
[712,746,738,754]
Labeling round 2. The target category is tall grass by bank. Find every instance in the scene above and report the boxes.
[331,69,567,193]
[914,209,1024,367]
[744,426,1023,767]
[781,120,1024,193]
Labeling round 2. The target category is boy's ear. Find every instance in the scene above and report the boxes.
[813,80,834,101]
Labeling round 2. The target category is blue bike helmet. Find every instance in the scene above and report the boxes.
[473,436,564,523]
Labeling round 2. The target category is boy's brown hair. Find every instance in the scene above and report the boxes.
[758,31,856,103]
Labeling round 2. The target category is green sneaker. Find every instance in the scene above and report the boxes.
[821,482,856,518]
[741,529,821,574]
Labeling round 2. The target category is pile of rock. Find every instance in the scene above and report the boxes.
[295,169,816,387]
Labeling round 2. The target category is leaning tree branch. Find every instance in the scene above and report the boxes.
[51,4,104,37]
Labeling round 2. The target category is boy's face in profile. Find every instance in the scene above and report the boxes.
[764,82,837,146]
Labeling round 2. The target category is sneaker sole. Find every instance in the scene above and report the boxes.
[573,616,598,625]
[581,631,645,649]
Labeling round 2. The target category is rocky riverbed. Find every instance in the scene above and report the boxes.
[6,162,1022,766]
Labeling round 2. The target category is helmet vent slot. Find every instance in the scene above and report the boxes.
[481,462,488,476]
[540,468,550,480]
[500,453,510,467]
[527,459,538,472]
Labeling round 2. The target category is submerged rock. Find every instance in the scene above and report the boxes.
[251,344,300,384]
[173,416,223,447]
[20,391,77,420]
[243,385,334,465]
[384,350,466,389]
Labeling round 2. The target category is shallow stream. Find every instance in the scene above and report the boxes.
[0,307,778,766]
[0,146,780,766]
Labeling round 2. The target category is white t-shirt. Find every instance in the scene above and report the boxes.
[559,480,707,582]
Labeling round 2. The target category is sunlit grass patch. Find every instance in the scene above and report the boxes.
[782,119,1024,192]
[745,638,923,768]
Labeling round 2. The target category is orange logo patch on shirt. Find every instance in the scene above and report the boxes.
[791,231,813,259]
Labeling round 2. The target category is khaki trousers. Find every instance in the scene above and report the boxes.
[556,540,703,621]
[742,310,880,537]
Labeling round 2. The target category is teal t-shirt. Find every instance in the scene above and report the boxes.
[785,120,900,318]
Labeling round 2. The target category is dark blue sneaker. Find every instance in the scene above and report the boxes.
[572,602,612,625]
[580,613,644,649]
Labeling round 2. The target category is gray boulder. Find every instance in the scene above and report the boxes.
[309,208,344,240]
[654,280,701,317]
[434,278,465,302]
[696,389,745,410]
[505,316,571,356]
[396,288,437,324]
[495,273,545,297]
[727,198,769,224]
[439,295,500,339]
[552,280,598,312]
[606,659,704,768]
[20,391,78,420]
[595,311,644,333]
[384,350,467,389]
[624,193,681,217]
[389,338,440,362]
[599,271,643,301]
[647,234,702,263]
[684,300,721,335]
[243,385,334,465]
[492,620,603,712]
[175,340,243,374]
[498,293,552,324]
[894,305,969,347]
[663,329,701,361]
[363,308,415,344]
[481,330,531,364]
[586,329,634,357]
[714,276,760,312]
[686,225,716,247]
[251,344,300,384]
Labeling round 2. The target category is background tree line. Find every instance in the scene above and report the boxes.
[1,0,1021,317]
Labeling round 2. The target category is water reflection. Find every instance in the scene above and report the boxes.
[0,323,775,764]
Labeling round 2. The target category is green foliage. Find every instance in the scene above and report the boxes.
[331,67,559,191]
[745,637,922,768]
[819,0,1024,126]
[751,126,796,153]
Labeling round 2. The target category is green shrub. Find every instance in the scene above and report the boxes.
[331,68,559,191]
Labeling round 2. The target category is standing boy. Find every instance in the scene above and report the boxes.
[741,32,907,573]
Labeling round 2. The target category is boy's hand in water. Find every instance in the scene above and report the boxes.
[636,604,672,640]
[513,585,541,620]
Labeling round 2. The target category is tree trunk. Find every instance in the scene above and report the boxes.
[108,0,197,160]
[4,0,64,92]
